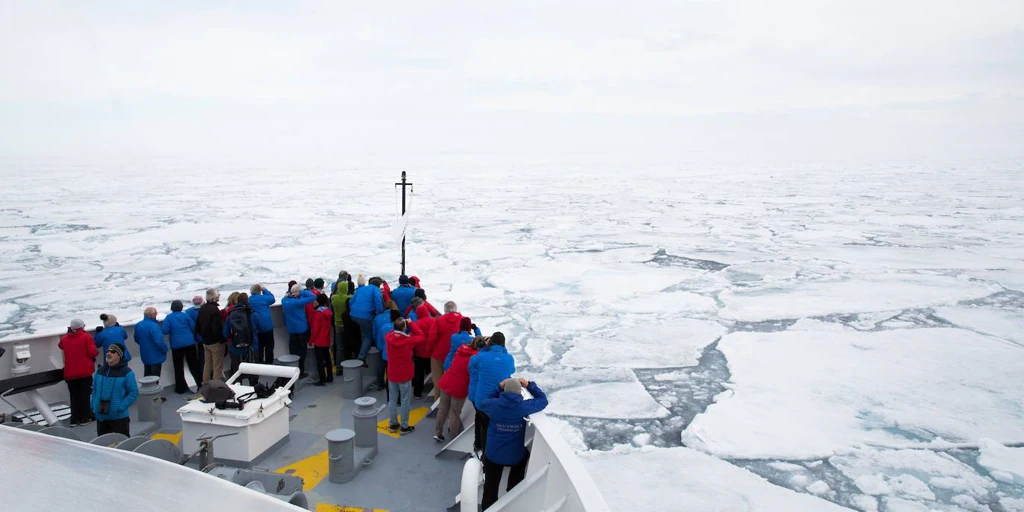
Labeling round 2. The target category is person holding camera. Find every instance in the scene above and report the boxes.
[478,377,548,510]
[90,343,139,437]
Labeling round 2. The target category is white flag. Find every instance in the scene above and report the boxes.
[392,212,410,246]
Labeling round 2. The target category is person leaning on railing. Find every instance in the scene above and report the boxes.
[477,377,549,510]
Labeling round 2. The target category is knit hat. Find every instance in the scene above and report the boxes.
[101,313,118,328]
[399,275,410,285]
[490,332,506,346]
[107,343,124,360]
[69,318,85,330]
[503,378,522,395]
[171,300,183,312]
[414,288,427,300]
[459,317,473,332]
[316,293,329,307]
[192,295,203,306]
[305,278,315,289]
[314,278,325,289]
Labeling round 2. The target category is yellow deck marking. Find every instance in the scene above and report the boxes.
[276,450,330,491]
[151,431,182,446]
[315,503,388,512]
[375,406,430,439]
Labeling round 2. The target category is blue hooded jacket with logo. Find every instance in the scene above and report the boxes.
[478,382,548,465]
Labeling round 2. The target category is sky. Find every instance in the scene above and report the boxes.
[1,0,1022,163]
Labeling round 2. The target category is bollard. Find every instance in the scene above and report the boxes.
[137,376,162,431]
[340,360,364,399]
[275,355,300,396]
[326,428,356,484]
[366,347,382,391]
[352,396,379,458]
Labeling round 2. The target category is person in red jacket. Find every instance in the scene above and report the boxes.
[430,301,464,399]
[412,304,437,399]
[309,294,335,386]
[58,318,99,426]
[434,336,482,442]
[385,317,424,434]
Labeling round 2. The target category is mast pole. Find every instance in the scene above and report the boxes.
[395,171,412,276]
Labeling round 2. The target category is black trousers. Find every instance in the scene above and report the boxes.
[288,331,309,374]
[66,376,93,424]
[413,356,430,397]
[474,408,490,452]
[195,341,205,371]
[257,331,275,365]
[342,315,360,360]
[143,364,162,377]
[314,346,333,383]
[482,449,530,510]
[97,417,130,437]
[333,326,345,369]
[171,346,201,393]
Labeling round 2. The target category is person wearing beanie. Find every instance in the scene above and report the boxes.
[163,300,201,394]
[390,274,416,317]
[187,295,205,371]
[468,332,515,455]
[91,342,139,437]
[59,319,98,426]
[282,283,317,378]
[309,293,334,386]
[430,301,465,400]
[478,376,548,509]
[134,307,168,377]
[195,288,224,384]
[384,317,425,434]
[247,283,276,366]
[94,313,132,363]
[434,336,483,442]
[445,317,482,371]
[349,274,384,363]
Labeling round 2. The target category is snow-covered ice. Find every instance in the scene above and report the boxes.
[560,320,726,368]
[978,439,1024,486]
[546,380,671,419]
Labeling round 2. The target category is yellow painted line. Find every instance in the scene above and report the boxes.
[276,450,329,491]
[316,504,388,512]
[151,431,182,446]
[375,406,430,439]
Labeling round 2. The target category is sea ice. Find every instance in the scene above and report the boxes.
[977,439,1024,486]
[560,320,725,368]
[933,307,1024,347]
[545,381,670,419]
[682,328,1024,459]
[581,446,851,511]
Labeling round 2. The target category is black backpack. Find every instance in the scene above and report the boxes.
[228,307,253,351]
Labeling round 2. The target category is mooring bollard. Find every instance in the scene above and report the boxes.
[275,355,300,396]
[136,376,162,431]
[326,428,356,484]
[340,360,364,399]
[352,396,379,458]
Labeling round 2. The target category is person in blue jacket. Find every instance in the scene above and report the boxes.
[186,296,205,370]
[94,313,131,362]
[478,377,548,510]
[350,274,384,362]
[468,332,515,454]
[282,283,316,378]
[373,309,401,391]
[445,317,482,371]
[91,343,139,437]
[163,300,201,394]
[134,307,168,377]
[389,275,416,318]
[248,284,276,365]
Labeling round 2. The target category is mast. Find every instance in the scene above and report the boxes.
[395,171,413,275]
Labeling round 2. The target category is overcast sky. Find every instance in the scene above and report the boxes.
[1,1,1021,162]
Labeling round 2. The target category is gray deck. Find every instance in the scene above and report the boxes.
[61,378,466,511]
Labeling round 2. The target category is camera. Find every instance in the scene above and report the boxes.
[98,400,111,415]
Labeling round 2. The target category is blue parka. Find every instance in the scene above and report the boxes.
[478,382,548,465]
[281,290,316,334]
[162,311,196,350]
[389,285,416,318]
[133,317,168,365]
[91,349,140,422]
[248,289,276,333]
[468,345,515,405]
[444,327,482,371]
[349,285,383,321]
[95,325,131,362]
[186,306,202,342]
[374,311,393,361]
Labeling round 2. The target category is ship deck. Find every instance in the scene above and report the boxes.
[60,377,466,512]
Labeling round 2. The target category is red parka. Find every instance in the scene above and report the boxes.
[309,306,333,348]
[438,344,477,399]
[58,329,98,380]
[431,312,464,361]
[385,322,424,383]
[412,305,437,359]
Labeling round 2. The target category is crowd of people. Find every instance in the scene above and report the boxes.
[56,272,547,508]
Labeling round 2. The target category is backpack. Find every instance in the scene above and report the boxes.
[228,307,253,351]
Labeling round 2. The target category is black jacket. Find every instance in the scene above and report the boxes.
[195,301,223,345]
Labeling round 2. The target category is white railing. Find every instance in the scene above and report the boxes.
[460,391,610,512]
